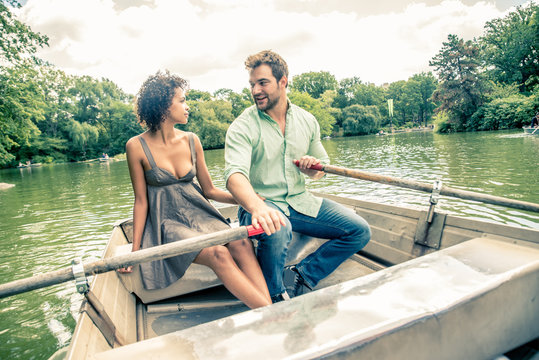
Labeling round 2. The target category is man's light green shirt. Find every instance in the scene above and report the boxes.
[224,102,329,217]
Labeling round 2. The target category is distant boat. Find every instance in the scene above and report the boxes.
[523,126,539,135]
[29,163,42,167]
[322,136,331,140]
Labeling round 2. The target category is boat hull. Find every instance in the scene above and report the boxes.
[59,193,539,360]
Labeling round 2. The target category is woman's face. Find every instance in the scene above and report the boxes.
[166,88,189,124]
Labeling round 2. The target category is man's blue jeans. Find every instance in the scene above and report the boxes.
[238,198,371,297]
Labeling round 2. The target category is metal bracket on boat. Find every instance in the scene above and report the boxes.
[427,180,442,222]
[72,258,89,294]
[414,180,446,249]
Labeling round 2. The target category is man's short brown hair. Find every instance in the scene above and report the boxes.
[245,50,289,86]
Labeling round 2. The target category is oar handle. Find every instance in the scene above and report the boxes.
[246,225,265,237]
[293,160,324,171]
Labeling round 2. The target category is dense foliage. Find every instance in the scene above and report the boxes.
[0,2,537,167]
[430,2,538,132]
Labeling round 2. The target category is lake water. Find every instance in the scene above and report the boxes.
[0,130,538,359]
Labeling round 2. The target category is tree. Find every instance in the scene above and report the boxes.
[290,71,338,99]
[64,119,99,160]
[185,100,234,148]
[408,72,438,127]
[480,3,539,92]
[288,90,336,137]
[0,62,45,166]
[387,80,412,126]
[212,88,252,118]
[430,34,487,131]
[334,76,362,109]
[0,0,49,64]
[341,105,381,136]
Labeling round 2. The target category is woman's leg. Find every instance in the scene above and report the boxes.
[226,239,271,303]
[193,245,271,309]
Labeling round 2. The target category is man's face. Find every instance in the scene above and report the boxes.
[249,64,286,111]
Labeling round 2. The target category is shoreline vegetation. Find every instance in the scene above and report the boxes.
[1,2,537,169]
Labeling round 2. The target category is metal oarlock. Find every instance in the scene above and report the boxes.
[427,180,442,222]
[72,258,89,294]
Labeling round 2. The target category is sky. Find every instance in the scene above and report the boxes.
[15,0,535,95]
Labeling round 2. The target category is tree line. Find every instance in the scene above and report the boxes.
[0,1,537,168]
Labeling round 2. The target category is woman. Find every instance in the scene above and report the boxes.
[119,71,271,309]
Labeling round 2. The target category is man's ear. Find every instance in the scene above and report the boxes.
[280,75,288,88]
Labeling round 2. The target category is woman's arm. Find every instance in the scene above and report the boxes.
[126,137,149,252]
[192,134,236,204]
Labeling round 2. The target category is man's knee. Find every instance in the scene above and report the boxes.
[346,215,371,250]
[260,225,293,250]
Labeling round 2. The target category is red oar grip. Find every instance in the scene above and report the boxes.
[293,160,324,171]
[246,225,265,237]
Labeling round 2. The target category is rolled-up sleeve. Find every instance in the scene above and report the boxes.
[224,118,252,185]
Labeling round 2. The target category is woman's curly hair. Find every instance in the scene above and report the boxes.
[135,70,189,132]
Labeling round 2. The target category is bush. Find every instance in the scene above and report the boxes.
[433,111,456,133]
[470,94,535,130]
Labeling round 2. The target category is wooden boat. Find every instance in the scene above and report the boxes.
[523,126,539,134]
[49,191,538,360]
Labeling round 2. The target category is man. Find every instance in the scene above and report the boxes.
[224,50,371,303]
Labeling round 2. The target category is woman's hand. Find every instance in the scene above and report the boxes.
[117,265,133,273]
[116,245,139,273]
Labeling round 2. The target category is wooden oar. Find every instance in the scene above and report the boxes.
[295,161,539,213]
[532,127,538,135]
[0,225,264,299]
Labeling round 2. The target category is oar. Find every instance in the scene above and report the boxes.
[532,127,538,135]
[294,161,539,213]
[0,225,264,299]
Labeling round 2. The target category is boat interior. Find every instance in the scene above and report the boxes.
[61,193,539,360]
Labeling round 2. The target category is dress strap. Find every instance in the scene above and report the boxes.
[138,136,157,169]
[188,133,196,168]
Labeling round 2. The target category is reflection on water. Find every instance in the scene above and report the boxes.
[0,129,538,359]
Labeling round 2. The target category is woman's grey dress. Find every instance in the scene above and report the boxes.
[138,134,230,290]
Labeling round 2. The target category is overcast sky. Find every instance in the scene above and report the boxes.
[16,0,535,95]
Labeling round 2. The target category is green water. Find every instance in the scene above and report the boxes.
[0,130,538,359]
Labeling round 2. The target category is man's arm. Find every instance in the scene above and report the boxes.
[227,172,286,235]
[295,116,329,179]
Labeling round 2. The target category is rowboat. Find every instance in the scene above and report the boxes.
[2,166,537,359]
[54,205,539,357]
[523,126,539,135]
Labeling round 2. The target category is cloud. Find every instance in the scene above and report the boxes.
[17,0,531,95]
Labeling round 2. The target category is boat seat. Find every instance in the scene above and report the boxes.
[114,231,330,304]
[114,244,222,304]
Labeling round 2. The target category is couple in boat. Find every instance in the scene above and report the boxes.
[118,50,371,308]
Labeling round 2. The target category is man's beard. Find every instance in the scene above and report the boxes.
[256,94,279,111]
